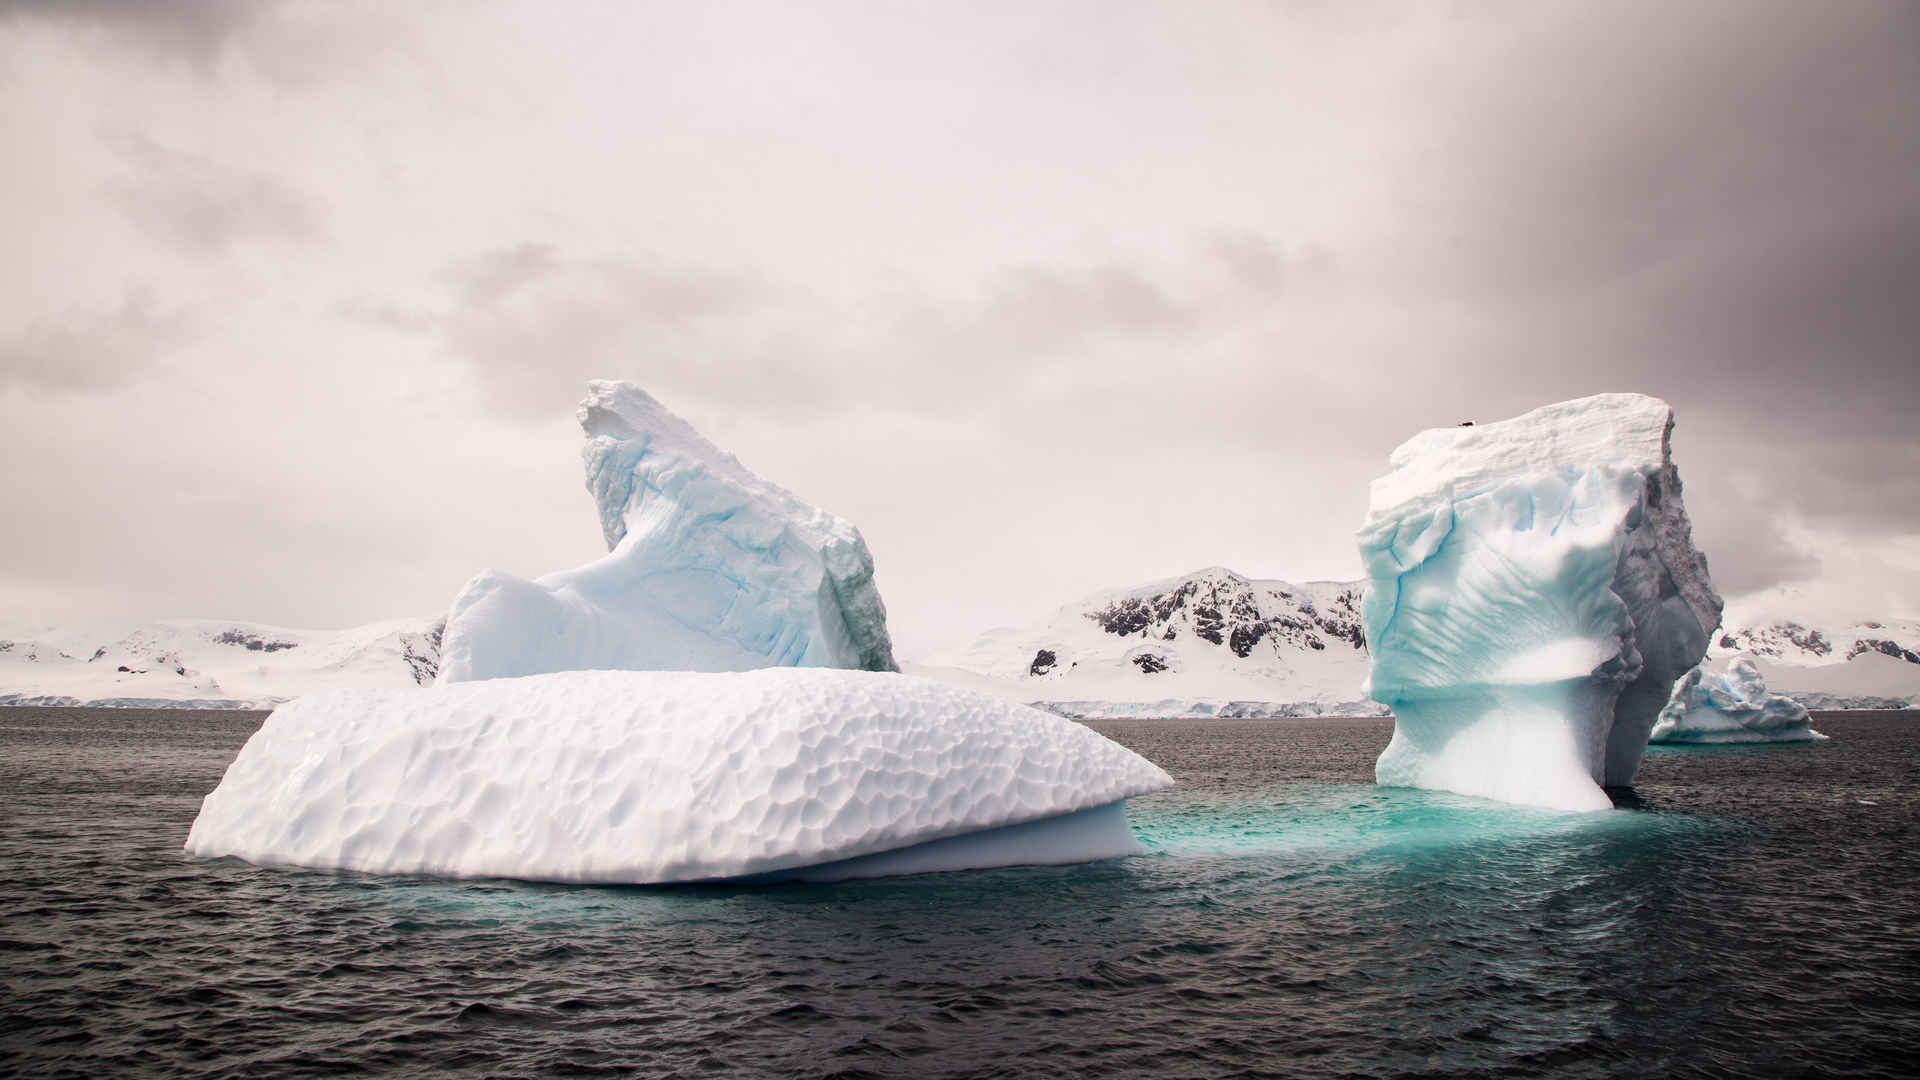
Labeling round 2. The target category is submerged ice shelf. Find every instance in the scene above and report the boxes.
[184,668,1171,884]
[1359,394,1723,811]
[437,380,896,683]
[1651,657,1827,744]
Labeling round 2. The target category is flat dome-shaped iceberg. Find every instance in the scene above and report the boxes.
[1359,394,1723,811]
[436,380,896,683]
[1650,657,1827,744]
[184,668,1172,884]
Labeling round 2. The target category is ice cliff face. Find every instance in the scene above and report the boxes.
[437,381,896,683]
[1650,657,1826,744]
[1358,394,1723,811]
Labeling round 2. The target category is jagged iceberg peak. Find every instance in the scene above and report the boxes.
[1359,393,1724,811]
[437,381,896,683]
[1650,657,1827,744]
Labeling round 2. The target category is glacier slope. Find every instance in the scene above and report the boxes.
[438,381,895,683]
[184,668,1171,884]
[1360,394,1723,811]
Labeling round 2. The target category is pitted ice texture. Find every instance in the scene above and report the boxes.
[1650,657,1826,744]
[184,668,1172,884]
[1358,393,1722,811]
[437,380,896,683]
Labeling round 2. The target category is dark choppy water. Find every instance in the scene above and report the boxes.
[4,708,1919,1078]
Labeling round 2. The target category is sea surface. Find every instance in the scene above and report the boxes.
[3,708,1917,1078]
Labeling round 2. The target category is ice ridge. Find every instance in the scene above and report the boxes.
[438,381,896,682]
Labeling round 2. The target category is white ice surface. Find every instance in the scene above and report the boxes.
[1650,657,1827,744]
[184,668,1171,884]
[437,381,895,684]
[1359,394,1723,811]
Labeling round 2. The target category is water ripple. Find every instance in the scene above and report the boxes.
[1,709,1916,1077]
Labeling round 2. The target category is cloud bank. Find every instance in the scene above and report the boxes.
[1,0,1915,652]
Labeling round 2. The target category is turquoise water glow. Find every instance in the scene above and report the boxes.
[1134,780,1706,858]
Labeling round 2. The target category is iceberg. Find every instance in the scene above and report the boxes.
[1358,394,1723,811]
[437,380,896,683]
[184,667,1172,883]
[1650,657,1827,743]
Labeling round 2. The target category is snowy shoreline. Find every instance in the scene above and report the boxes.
[4,693,1909,714]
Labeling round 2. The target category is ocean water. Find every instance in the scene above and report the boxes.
[3,709,1917,1078]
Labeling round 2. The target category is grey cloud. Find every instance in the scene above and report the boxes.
[104,131,327,252]
[1646,217,1920,440]
[0,0,266,69]
[895,261,1191,368]
[1208,232,1289,296]
[1728,430,1920,544]
[894,235,1326,413]
[0,292,190,395]
[5,0,1914,647]
[1348,0,1920,567]
[433,236,1297,432]
[436,244,773,419]
[794,257,1203,431]
[1544,208,1920,549]
[1396,2,1920,305]
[1687,483,1823,597]
[0,0,383,87]
[916,236,1368,445]
[440,243,758,323]
[979,264,1192,348]
[949,230,1346,366]
[1206,231,1338,299]
[441,244,565,307]
[334,298,437,336]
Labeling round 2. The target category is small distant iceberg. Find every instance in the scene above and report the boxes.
[1650,657,1827,744]
[437,380,896,683]
[1358,394,1723,812]
[184,668,1172,884]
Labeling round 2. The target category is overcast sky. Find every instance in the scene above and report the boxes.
[2,0,1917,656]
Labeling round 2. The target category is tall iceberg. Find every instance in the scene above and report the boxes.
[185,668,1172,883]
[1650,657,1826,744]
[1358,394,1723,811]
[438,381,897,683]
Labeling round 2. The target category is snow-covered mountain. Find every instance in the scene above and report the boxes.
[919,567,1384,717]
[6,579,1915,712]
[921,569,1920,716]
[0,617,443,708]
[1708,591,1920,709]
